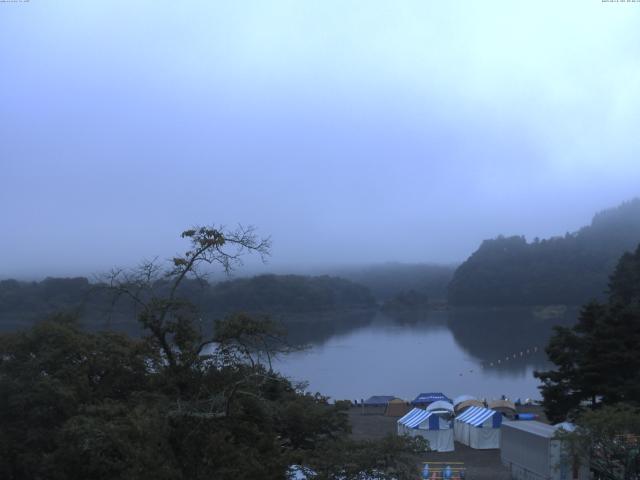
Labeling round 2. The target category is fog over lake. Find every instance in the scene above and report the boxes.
[275,308,577,402]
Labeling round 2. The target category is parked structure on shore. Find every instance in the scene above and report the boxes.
[500,420,589,480]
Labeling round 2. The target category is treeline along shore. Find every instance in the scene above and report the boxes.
[2,198,640,337]
[0,274,378,335]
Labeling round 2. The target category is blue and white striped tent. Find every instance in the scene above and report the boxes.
[397,408,454,452]
[454,406,502,449]
[398,408,439,430]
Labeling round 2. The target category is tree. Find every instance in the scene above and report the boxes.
[448,198,640,307]
[0,314,154,479]
[535,244,640,422]
[105,225,271,371]
[558,404,640,480]
[307,435,428,480]
[0,225,424,479]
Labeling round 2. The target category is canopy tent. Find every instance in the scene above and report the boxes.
[411,392,452,407]
[397,408,454,452]
[487,399,517,418]
[454,406,501,449]
[454,398,485,414]
[384,398,412,417]
[363,395,395,406]
[426,400,454,414]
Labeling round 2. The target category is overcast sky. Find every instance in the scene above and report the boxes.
[1,1,640,278]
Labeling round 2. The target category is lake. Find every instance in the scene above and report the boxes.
[0,303,576,404]
[274,307,577,403]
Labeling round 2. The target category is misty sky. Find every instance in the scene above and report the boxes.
[2,1,640,278]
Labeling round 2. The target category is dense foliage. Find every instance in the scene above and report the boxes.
[0,277,95,327]
[335,263,456,302]
[0,274,375,333]
[448,199,640,306]
[0,225,423,479]
[204,274,375,316]
[559,404,640,480]
[381,289,430,312]
[0,315,354,479]
[535,243,640,423]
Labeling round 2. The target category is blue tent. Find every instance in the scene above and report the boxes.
[412,392,451,407]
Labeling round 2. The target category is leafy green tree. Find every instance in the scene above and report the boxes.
[536,244,640,422]
[0,314,152,479]
[308,435,428,480]
[558,404,640,480]
[0,225,423,480]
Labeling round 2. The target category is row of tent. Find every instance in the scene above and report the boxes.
[363,393,517,418]
[397,405,502,452]
[363,392,453,408]
[394,393,514,452]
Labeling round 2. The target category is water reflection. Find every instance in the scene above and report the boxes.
[447,307,578,374]
[274,307,578,401]
[278,309,377,347]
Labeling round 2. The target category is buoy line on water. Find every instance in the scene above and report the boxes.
[480,346,541,369]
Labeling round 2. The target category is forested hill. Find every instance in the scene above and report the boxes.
[331,263,456,301]
[203,274,375,315]
[448,198,640,307]
[0,274,375,331]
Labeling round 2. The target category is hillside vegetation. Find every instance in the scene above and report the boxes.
[448,199,640,306]
[334,263,456,302]
[204,274,376,315]
[0,274,375,332]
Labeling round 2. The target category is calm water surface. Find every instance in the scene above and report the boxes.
[274,308,577,402]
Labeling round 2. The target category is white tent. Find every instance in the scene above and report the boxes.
[454,406,501,449]
[397,408,454,452]
[426,400,454,414]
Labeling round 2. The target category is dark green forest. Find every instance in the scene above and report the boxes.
[334,263,456,302]
[448,198,640,306]
[381,289,431,312]
[0,274,376,334]
[204,274,375,315]
[536,243,640,423]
